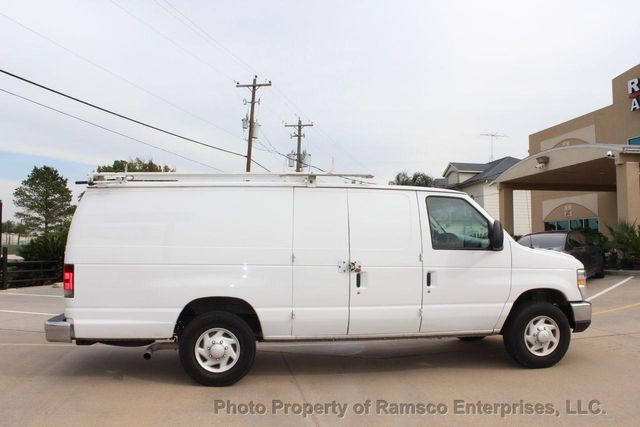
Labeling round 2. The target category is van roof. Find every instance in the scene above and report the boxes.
[86,172,462,194]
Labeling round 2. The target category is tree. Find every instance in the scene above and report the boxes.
[18,220,70,261]
[97,158,175,172]
[389,171,435,187]
[13,166,75,235]
[2,220,15,234]
[13,222,29,245]
[2,220,13,245]
[2,220,29,245]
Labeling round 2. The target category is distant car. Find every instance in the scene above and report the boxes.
[518,231,604,278]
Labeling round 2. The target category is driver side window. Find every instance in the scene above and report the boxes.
[426,196,490,250]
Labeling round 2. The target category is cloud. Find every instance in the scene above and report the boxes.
[0,0,638,186]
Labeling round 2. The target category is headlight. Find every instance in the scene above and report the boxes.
[577,268,587,299]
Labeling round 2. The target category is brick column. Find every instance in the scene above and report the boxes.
[498,184,514,235]
[616,161,640,225]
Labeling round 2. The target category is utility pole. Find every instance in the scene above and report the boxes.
[480,133,508,161]
[285,118,313,172]
[236,75,271,172]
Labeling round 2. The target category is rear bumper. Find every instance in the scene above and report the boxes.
[570,301,592,333]
[45,314,73,343]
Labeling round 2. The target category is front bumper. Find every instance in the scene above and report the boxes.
[45,314,73,342]
[570,301,592,332]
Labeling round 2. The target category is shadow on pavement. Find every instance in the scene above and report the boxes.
[41,336,517,385]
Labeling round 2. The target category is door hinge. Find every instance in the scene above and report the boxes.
[419,308,423,317]
[419,253,423,262]
[291,311,295,320]
[292,253,296,263]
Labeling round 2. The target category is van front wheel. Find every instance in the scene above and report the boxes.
[503,302,570,368]
[179,311,256,386]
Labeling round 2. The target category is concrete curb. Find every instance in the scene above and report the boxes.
[604,270,639,277]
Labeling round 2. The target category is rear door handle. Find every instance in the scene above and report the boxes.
[426,272,431,287]
[356,272,361,288]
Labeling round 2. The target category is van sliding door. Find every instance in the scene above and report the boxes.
[347,189,423,335]
[291,188,350,336]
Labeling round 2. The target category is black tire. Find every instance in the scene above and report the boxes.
[457,336,486,342]
[179,311,256,386]
[594,269,605,279]
[503,301,571,368]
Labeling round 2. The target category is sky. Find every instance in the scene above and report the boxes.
[1,0,639,220]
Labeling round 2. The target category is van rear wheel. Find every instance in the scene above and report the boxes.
[179,311,256,386]
[503,301,570,368]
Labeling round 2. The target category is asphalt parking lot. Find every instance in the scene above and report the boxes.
[1,276,639,426]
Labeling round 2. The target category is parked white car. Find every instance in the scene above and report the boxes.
[45,173,591,386]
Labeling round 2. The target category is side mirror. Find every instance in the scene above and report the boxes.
[490,220,504,251]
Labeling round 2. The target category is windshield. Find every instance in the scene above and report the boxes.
[527,233,566,251]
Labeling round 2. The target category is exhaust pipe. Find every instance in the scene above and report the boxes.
[143,341,178,360]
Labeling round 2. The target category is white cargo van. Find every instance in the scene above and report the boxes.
[45,173,591,386]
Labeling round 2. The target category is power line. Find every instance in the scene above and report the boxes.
[158,0,258,77]
[0,11,241,141]
[0,68,271,172]
[106,0,277,171]
[121,0,359,175]
[241,130,374,185]
[258,129,281,155]
[150,0,289,161]
[153,1,366,172]
[107,0,237,84]
[2,5,352,175]
[0,88,223,171]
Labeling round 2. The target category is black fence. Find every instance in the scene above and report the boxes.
[1,247,63,289]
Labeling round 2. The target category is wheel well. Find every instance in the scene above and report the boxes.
[502,289,575,332]
[175,297,263,340]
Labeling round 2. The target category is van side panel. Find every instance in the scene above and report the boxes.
[65,187,293,339]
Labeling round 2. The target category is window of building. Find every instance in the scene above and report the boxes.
[585,218,599,230]
[628,136,640,146]
[543,217,599,232]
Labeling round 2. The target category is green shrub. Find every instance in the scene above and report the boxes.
[18,223,69,261]
[605,221,640,269]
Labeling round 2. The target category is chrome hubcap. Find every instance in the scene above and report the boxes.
[524,316,560,357]
[195,328,240,373]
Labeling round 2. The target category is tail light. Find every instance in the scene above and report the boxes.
[63,264,74,298]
